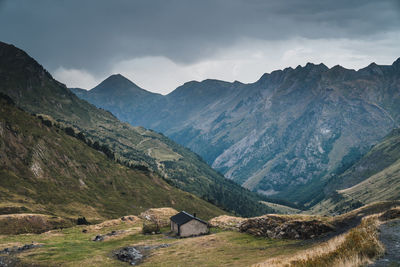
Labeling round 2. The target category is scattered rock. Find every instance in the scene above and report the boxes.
[0,255,20,267]
[121,215,136,221]
[93,235,104,242]
[239,215,333,239]
[0,243,43,254]
[92,230,125,241]
[113,244,171,265]
[115,247,143,265]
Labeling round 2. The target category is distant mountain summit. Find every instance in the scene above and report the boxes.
[72,57,400,207]
[90,74,146,94]
[71,74,161,123]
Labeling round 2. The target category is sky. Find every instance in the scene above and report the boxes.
[1,0,400,94]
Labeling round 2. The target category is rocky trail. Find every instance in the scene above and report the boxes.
[369,219,400,267]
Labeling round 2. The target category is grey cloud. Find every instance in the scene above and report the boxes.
[0,0,399,74]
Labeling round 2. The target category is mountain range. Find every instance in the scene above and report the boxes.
[72,58,400,206]
[1,40,399,217]
[0,41,272,217]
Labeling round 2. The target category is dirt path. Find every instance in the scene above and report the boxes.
[369,219,400,266]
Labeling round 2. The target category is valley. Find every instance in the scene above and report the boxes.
[1,0,400,265]
[72,59,400,207]
[0,40,399,266]
[0,203,398,266]
[0,41,271,218]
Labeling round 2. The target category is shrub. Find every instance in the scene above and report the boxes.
[42,119,52,127]
[65,127,75,137]
[76,132,86,142]
[142,221,160,234]
[77,217,89,225]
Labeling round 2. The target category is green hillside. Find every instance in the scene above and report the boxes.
[0,41,272,217]
[0,95,226,221]
[311,128,400,214]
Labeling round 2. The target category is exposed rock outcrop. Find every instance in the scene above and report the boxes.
[239,215,333,239]
[92,230,127,242]
[0,243,43,254]
[113,244,171,265]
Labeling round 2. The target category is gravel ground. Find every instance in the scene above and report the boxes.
[369,219,400,267]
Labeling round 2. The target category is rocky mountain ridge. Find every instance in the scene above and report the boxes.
[73,58,400,205]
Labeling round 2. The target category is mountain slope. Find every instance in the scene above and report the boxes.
[0,41,272,217]
[0,94,225,220]
[311,128,400,214]
[74,60,400,205]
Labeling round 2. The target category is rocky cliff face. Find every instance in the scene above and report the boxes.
[73,59,400,205]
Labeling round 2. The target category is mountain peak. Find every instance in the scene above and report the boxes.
[357,62,386,76]
[331,64,347,71]
[99,73,135,87]
[91,74,144,94]
[108,73,126,79]
[304,62,329,73]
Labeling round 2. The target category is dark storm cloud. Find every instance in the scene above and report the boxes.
[0,0,399,73]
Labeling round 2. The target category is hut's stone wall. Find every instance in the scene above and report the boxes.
[179,219,208,237]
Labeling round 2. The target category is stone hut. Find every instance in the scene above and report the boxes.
[170,211,209,237]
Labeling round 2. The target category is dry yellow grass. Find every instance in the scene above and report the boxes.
[0,213,73,234]
[253,233,347,266]
[209,215,246,230]
[252,215,384,267]
[138,207,178,227]
[0,241,24,250]
[87,215,139,231]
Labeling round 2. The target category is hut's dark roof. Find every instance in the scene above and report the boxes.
[170,211,207,226]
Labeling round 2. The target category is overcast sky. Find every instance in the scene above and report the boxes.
[1,0,399,94]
